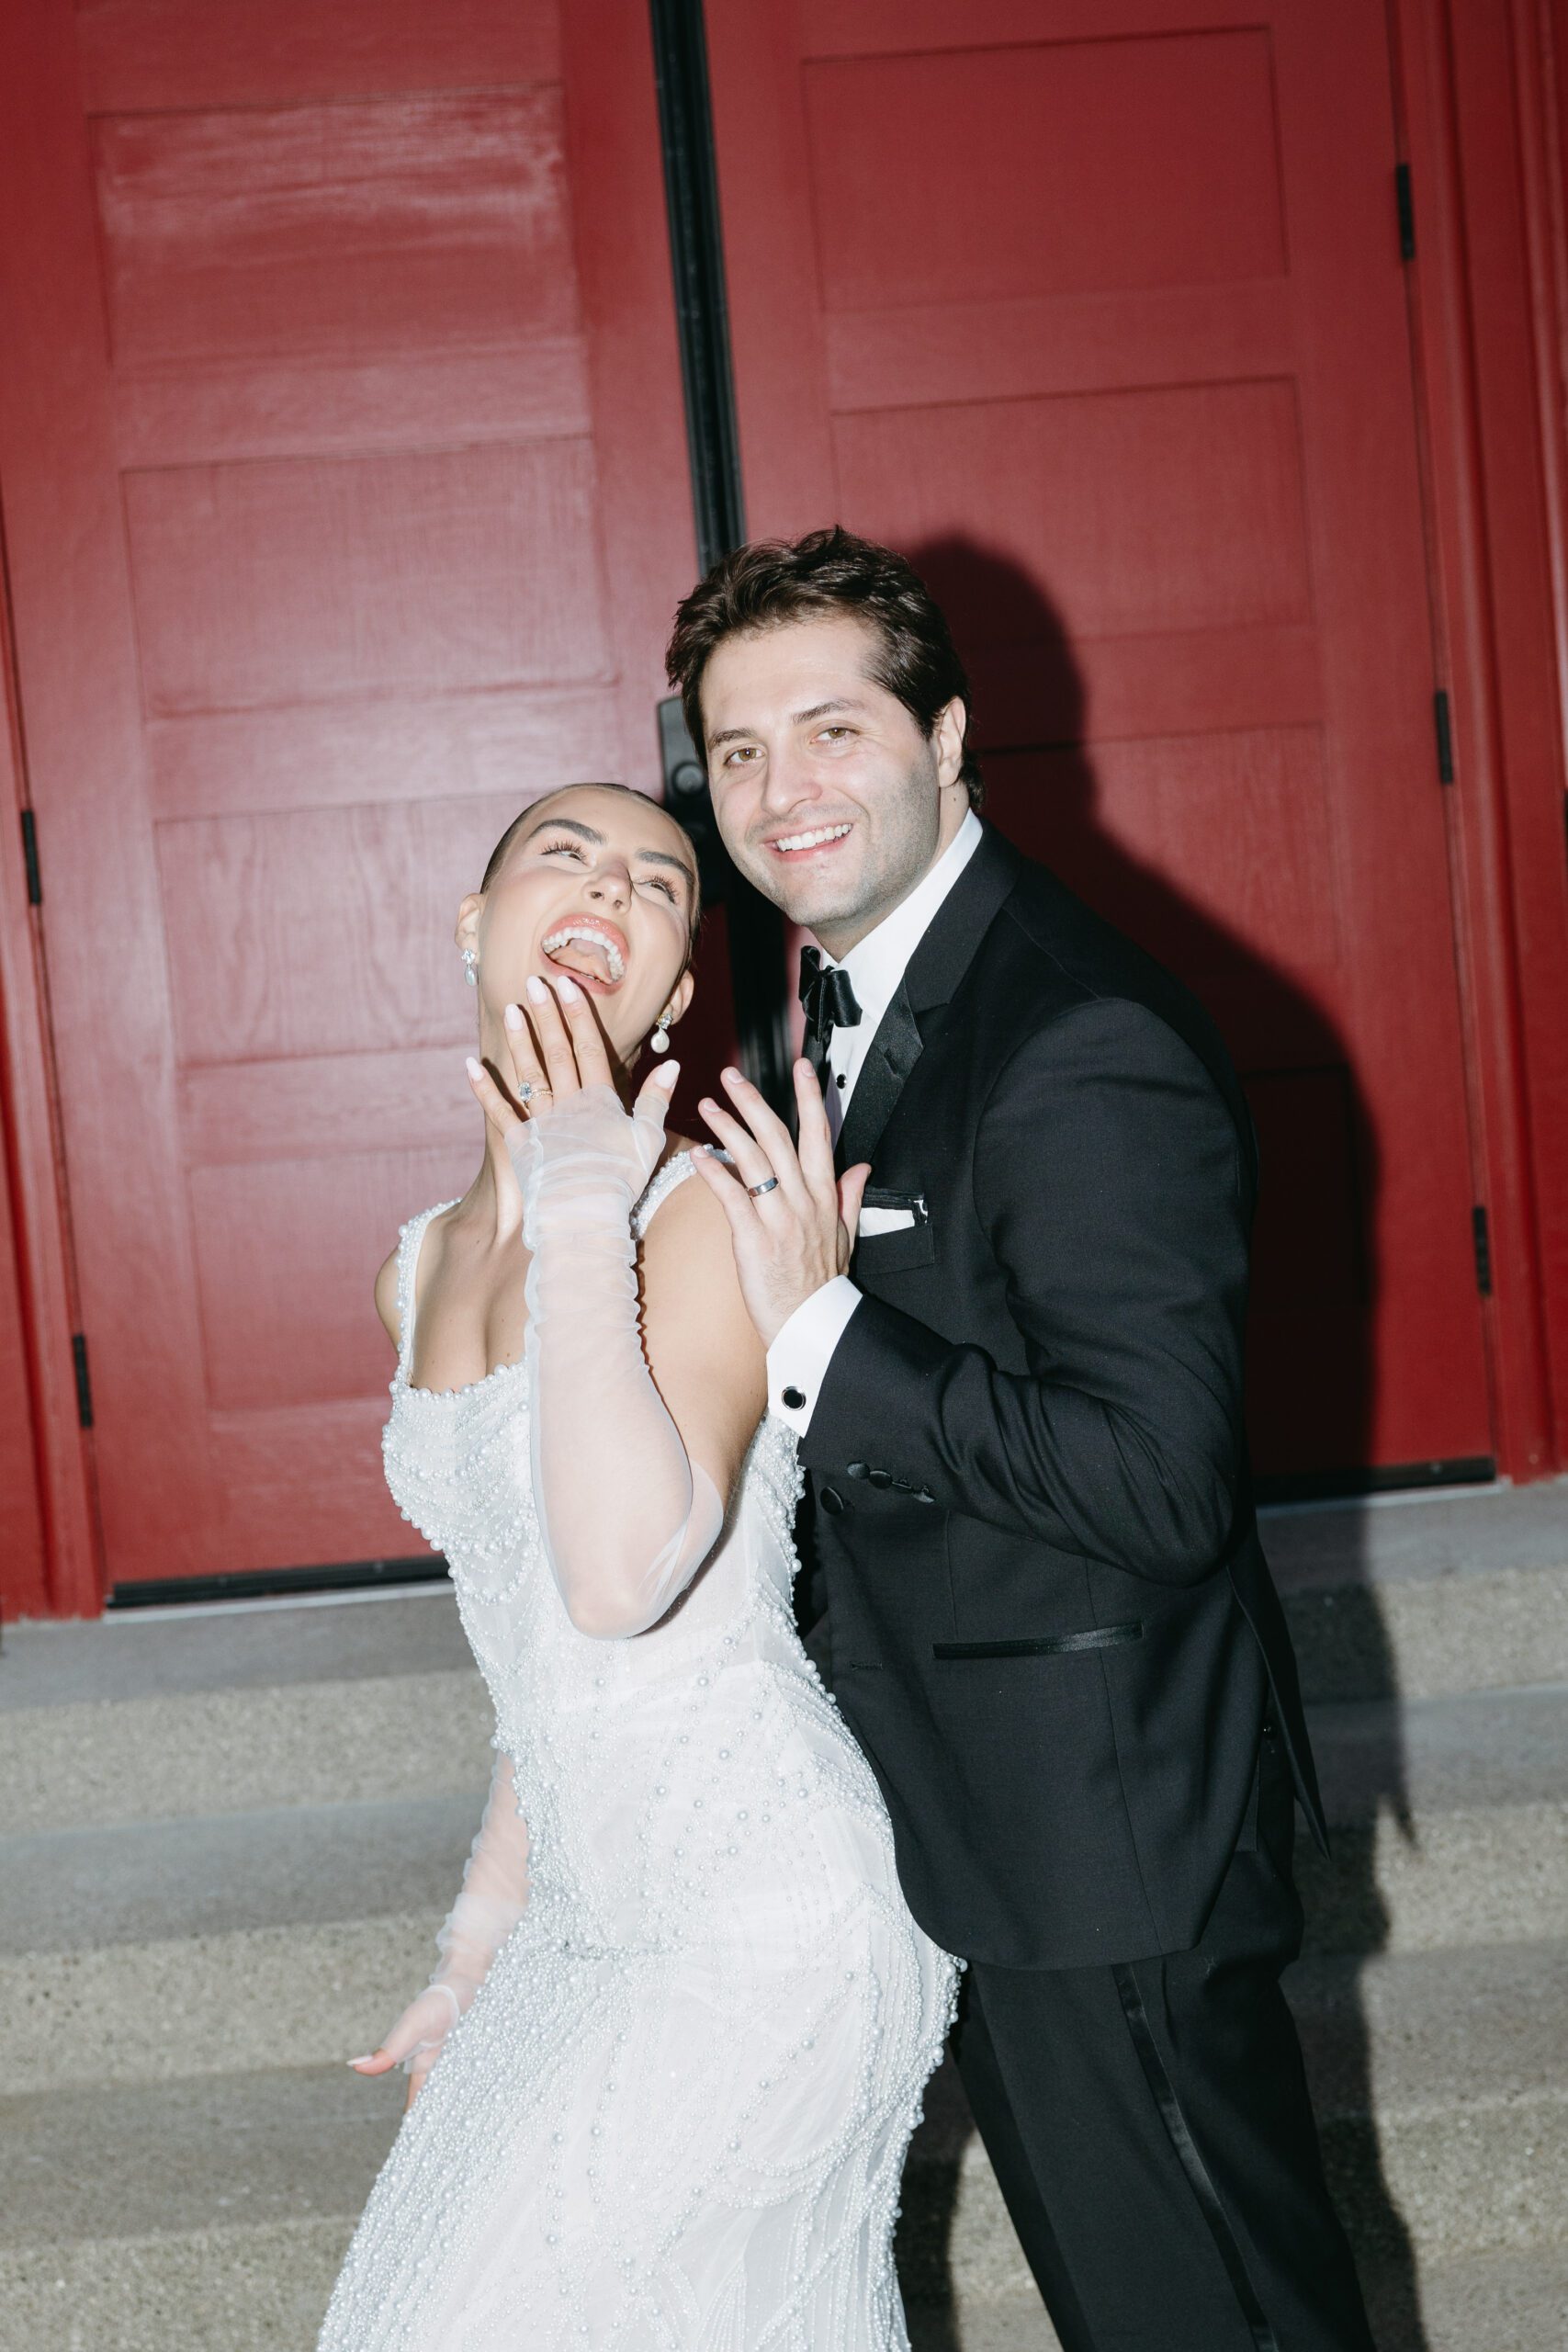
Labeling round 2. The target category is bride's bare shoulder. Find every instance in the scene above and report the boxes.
[642,1140,731,1254]
[639,1138,766,1430]
[374,1242,400,1349]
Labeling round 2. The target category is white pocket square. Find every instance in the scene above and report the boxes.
[858,1204,918,1236]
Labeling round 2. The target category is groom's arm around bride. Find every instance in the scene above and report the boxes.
[677,526,1375,2352]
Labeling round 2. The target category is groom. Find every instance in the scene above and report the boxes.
[675,528,1374,2352]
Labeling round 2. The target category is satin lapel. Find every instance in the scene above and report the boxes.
[834,980,923,1172]
[833,824,1021,1175]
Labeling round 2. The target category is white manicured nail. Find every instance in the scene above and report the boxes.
[465,1056,482,1081]
[525,975,548,1003]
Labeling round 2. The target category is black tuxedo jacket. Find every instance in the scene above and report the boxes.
[800,821,1325,1970]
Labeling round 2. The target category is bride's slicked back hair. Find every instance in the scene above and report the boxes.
[479,782,702,945]
[664,526,983,809]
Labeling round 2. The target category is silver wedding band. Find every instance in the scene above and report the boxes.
[748,1176,779,1199]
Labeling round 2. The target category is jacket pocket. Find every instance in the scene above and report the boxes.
[932,1623,1145,1660]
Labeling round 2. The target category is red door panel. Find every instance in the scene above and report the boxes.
[0,0,721,1590]
[706,0,1492,1480]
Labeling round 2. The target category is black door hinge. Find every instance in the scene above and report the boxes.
[1472,1205,1493,1297]
[20,808,41,904]
[1434,689,1455,784]
[71,1330,94,1428]
[1395,163,1416,261]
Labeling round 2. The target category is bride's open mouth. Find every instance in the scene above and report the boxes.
[537,916,629,996]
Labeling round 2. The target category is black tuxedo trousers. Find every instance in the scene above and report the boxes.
[795,826,1372,2348]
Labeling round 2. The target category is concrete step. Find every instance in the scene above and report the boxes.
[6,1946,1562,2262]
[6,1688,1562,2086]
[5,2229,1561,2352]
[5,1474,1566,1830]
[3,1963,1562,2352]
[1300,1682,1568,1953]
[905,2247,1568,2352]
[1264,1475,1568,1702]
[1,1665,491,1837]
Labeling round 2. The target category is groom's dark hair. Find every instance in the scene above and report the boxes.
[665,526,983,809]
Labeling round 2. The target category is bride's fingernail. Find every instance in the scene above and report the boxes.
[503,1001,524,1030]
[346,2055,375,2067]
[553,973,581,1001]
[652,1060,680,1087]
[465,1056,483,1082]
[525,975,549,1003]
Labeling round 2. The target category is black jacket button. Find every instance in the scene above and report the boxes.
[781,1386,806,1411]
[820,1486,845,1515]
[846,1462,869,1480]
[867,1467,892,1489]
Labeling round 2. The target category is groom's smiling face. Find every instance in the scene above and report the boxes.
[699,616,968,958]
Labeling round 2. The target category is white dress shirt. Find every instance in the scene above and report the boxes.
[767,809,984,1436]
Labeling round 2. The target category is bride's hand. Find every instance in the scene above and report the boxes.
[347,1984,461,2111]
[466,973,677,1193]
[461,979,558,1142]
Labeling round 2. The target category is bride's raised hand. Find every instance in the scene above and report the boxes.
[462,987,553,1151]
[466,972,678,1194]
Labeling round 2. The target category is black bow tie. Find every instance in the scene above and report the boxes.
[798,945,863,1068]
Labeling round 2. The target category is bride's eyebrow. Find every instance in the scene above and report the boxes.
[522,816,603,847]
[636,846,696,888]
[525,814,695,897]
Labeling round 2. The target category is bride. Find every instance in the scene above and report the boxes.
[320,782,955,2351]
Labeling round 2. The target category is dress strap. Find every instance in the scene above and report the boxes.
[632,1149,703,1240]
[394,1200,459,1377]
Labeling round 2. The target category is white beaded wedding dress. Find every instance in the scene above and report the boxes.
[318,1148,956,2352]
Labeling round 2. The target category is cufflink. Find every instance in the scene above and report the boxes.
[782,1386,807,1410]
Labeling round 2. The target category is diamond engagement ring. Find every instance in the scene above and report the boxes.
[748,1176,779,1198]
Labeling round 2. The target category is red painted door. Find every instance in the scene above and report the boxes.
[706,0,1494,1482]
[0,0,721,1591]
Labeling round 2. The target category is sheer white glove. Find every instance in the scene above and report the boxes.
[349,1750,529,2106]
[465,976,725,1641]
[511,1075,724,1638]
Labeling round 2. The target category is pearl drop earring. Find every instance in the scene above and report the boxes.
[462,948,479,988]
[649,1011,672,1054]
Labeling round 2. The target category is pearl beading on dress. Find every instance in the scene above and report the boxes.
[322,1153,957,2351]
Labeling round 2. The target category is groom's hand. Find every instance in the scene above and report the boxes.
[691,1059,871,1349]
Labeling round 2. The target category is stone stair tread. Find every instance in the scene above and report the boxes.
[1362,2243,1568,2352]
[1,1668,491,1836]
[13,1932,1564,2245]
[0,2064,403,2248]
[10,1686,1560,1955]
[7,1920,1562,2110]
[0,1793,481,1956]
[1,2233,1559,2352]
[0,1586,467,1713]
[1286,1940,1568,2112]
[1261,1476,1568,1590]
[909,2245,1568,2352]
[1306,1681,1568,1822]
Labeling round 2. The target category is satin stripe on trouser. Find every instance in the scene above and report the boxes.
[949,1725,1376,2352]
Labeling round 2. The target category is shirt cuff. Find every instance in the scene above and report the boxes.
[766,1276,863,1437]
